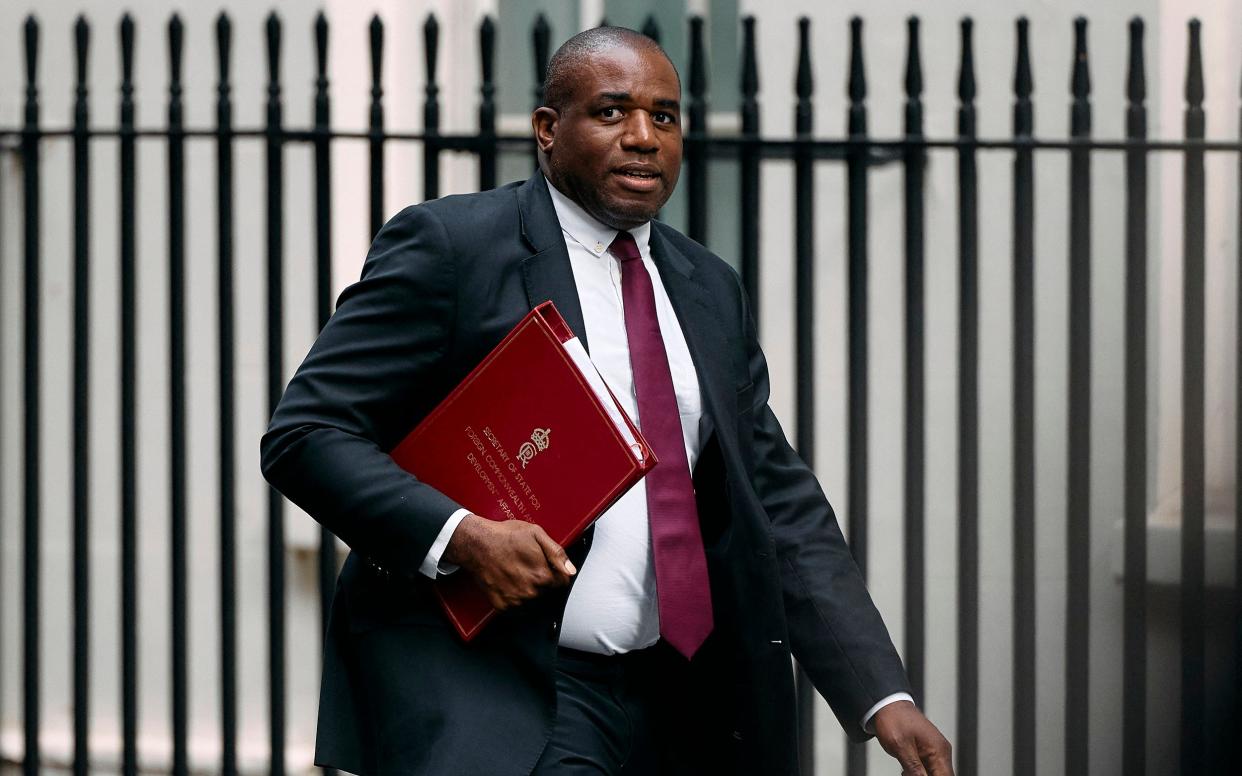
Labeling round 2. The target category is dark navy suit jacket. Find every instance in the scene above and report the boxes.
[260,175,910,776]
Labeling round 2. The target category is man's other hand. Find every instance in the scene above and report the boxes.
[873,701,954,776]
[442,514,576,610]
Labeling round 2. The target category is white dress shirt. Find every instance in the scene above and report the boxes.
[544,180,706,655]
[418,179,911,729]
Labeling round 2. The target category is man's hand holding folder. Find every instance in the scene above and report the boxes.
[443,514,577,611]
[388,301,656,640]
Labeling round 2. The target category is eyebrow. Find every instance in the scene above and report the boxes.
[595,92,681,110]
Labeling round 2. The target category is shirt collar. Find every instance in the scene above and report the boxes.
[545,177,652,260]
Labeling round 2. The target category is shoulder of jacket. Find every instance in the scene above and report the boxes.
[413,181,523,225]
[380,184,522,257]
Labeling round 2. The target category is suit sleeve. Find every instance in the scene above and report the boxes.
[260,204,464,578]
[733,272,911,741]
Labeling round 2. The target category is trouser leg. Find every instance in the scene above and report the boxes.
[530,649,658,775]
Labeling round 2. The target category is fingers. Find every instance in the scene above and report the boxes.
[472,521,575,610]
[880,726,926,776]
[924,741,954,776]
[531,525,576,580]
[896,749,928,776]
[917,726,953,776]
[897,746,954,776]
[876,705,954,776]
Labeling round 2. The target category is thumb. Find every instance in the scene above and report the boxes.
[532,526,576,576]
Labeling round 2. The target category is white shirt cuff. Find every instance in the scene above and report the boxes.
[861,692,916,735]
[417,508,471,578]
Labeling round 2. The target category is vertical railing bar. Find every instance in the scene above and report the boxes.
[167,15,189,776]
[902,14,926,707]
[1235,49,1242,776]
[792,17,816,776]
[368,15,384,236]
[739,16,760,328]
[532,13,550,170]
[687,15,708,244]
[0,102,4,776]
[71,15,91,776]
[265,13,287,776]
[793,15,815,519]
[641,14,661,45]
[215,12,238,776]
[312,4,338,643]
[0,117,4,776]
[845,14,868,575]
[955,16,979,776]
[1011,17,1037,776]
[312,17,337,774]
[1122,17,1149,776]
[21,16,40,776]
[478,16,496,192]
[423,14,440,201]
[845,17,869,775]
[1065,17,1092,776]
[1180,18,1206,776]
[118,13,139,776]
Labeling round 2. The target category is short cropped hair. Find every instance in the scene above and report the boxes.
[542,26,679,113]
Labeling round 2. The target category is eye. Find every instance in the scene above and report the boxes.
[600,106,622,119]
[653,111,677,125]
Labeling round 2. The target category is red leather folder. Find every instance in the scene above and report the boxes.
[389,302,656,641]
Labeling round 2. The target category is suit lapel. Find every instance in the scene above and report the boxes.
[516,175,590,353]
[647,225,734,447]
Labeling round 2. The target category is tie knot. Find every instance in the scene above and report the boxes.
[608,231,642,262]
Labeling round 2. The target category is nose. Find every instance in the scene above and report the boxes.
[620,111,658,152]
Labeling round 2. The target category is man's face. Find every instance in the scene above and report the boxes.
[534,45,682,231]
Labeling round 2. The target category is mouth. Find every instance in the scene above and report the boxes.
[611,165,662,192]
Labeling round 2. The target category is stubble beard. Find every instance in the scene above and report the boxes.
[549,159,666,231]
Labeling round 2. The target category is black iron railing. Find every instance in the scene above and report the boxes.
[1,10,1238,776]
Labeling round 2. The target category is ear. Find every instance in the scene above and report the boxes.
[532,107,558,155]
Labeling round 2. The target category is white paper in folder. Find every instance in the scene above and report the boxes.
[560,337,644,462]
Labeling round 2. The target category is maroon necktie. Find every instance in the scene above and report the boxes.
[609,231,713,659]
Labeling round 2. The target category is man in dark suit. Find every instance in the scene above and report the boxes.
[262,25,952,776]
